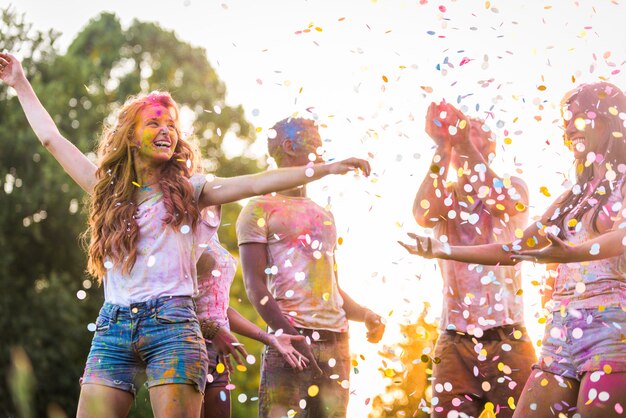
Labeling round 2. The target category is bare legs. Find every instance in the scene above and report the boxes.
[513,370,626,417]
[77,384,133,418]
[201,386,232,418]
[77,383,202,418]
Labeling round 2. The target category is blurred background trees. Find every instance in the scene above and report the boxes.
[368,303,438,418]
[0,6,265,417]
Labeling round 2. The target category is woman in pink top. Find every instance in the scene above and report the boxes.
[0,52,370,418]
[401,83,626,417]
[197,206,308,418]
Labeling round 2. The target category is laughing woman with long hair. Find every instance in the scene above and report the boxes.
[0,52,370,418]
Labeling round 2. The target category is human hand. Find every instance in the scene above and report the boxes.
[424,101,469,147]
[292,337,323,376]
[364,310,385,343]
[0,53,27,88]
[268,333,310,371]
[511,231,570,264]
[327,157,371,177]
[398,232,448,259]
[210,327,248,373]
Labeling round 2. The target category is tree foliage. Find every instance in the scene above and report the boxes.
[368,304,439,418]
[0,6,265,417]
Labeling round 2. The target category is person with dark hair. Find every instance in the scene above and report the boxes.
[196,206,308,418]
[401,83,626,418]
[0,52,370,418]
[237,117,385,418]
[412,101,535,418]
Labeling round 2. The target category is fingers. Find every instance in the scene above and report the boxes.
[359,159,371,177]
[290,335,306,343]
[283,351,300,370]
[221,354,234,373]
[231,345,247,366]
[398,240,417,254]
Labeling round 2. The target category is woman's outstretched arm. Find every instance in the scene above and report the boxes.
[198,158,370,207]
[0,53,97,194]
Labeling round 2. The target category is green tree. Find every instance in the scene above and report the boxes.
[369,303,439,418]
[0,7,266,417]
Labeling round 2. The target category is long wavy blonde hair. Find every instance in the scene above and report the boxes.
[85,92,201,281]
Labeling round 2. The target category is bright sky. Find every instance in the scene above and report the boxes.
[14,0,626,416]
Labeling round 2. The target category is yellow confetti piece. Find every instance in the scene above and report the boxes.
[382,75,388,83]
[504,137,512,145]
[567,219,578,227]
[216,363,225,374]
[540,378,549,386]
[255,127,263,133]
[132,181,141,187]
[526,238,536,247]
[323,221,333,225]
[479,402,495,418]
[337,237,343,245]
[516,289,524,296]
[236,364,247,372]
[459,119,467,130]
[257,218,266,228]
[515,202,526,212]
[308,385,320,397]
[508,396,516,410]
[322,292,330,301]
[537,85,547,91]
[540,186,551,197]
[315,26,322,32]
[384,368,396,377]
[514,228,524,238]
[495,203,505,211]
[574,117,586,131]
[420,199,430,209]
[603,364,612,374]
[612,131,624,138]
[538,317,547,324]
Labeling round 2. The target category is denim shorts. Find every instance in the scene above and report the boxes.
[81,296,208,395]
[534,307,626,380]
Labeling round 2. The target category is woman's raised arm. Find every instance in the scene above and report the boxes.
[0,53,97,194]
